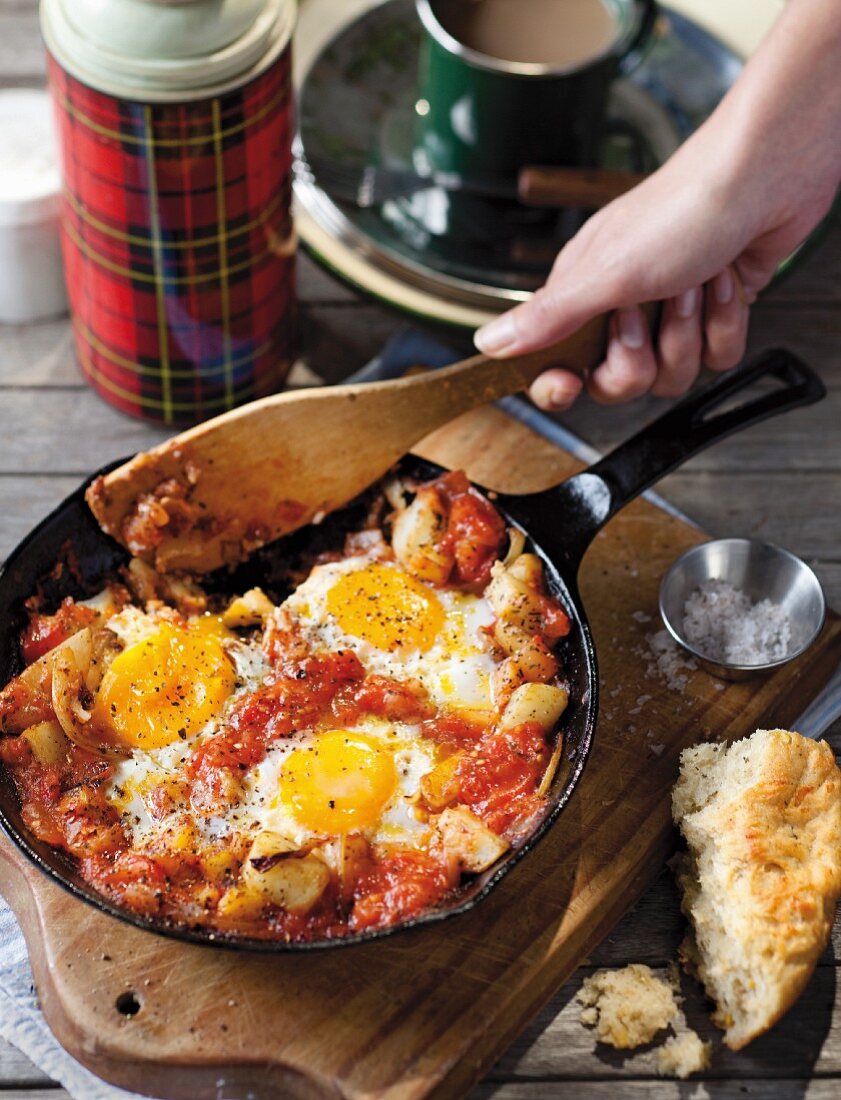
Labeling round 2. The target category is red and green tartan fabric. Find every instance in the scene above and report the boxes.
[49,51,296,426]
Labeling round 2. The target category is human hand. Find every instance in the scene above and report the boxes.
[474,0,841,411]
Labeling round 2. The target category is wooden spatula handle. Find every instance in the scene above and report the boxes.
[366,318,609,441]
[518,166,647,209]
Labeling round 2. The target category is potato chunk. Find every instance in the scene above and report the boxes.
[222,587,275,629]
[240,831,330,915]
[486,562,544,636]
[392,491,454,584]
[319,834,372,904]
[420,753,463,811]
[23,720,70,766]
[499,683,568,732]
[435,806,509,874]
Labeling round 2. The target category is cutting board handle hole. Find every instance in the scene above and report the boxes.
[115,991,142,1017]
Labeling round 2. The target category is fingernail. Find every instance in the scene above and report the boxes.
[674,286,699,319]
[617,307,646,349]
[713,268,734,305]
[475,313,517,354]
[549,384,571,409]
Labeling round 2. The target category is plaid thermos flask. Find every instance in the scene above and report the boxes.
[40,0,297,426]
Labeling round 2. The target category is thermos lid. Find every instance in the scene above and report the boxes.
[41,0,296,100]
[0,89,61,227]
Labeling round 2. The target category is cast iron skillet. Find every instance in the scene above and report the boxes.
[0,348,825,951]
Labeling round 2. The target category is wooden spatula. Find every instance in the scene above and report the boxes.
[86,315,607,574]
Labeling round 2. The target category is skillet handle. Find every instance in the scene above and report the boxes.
[510,348,826,576]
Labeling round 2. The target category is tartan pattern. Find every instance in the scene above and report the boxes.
[49,52,296,426]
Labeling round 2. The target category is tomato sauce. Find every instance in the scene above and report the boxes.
[425,471,507,590]
[0,473,571,942]
[21,597,96,665]
[456,722,549,835]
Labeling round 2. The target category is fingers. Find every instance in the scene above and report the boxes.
[650,287,704,397]
[586,308,658,405]
[519,264,750,411]
[703,268,749,371]
[528,368,585,412]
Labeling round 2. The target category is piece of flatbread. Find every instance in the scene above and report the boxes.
[672,728,841,1049]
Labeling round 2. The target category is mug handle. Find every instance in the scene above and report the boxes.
[619,0,659,76]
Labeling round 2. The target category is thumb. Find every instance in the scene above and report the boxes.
[474,277,610,358]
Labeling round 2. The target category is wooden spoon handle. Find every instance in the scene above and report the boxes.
[518,166,647,209]
[353,316,610,444]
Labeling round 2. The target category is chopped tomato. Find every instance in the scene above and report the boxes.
[423,471,506,590]
[539,596,571,640]
[21,597,96,665]
[59,787,127,859]
[332,675,433,725]
[351,850,453,931]
[421,712,486,747]
[456,721,548,836]
[444,490,506,589]
[22,800,65,846]
[0,676,54,735]
[187,650,365,791]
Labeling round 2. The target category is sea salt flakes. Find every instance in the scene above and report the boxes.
[682,579,792,666]
[644,630,698,692]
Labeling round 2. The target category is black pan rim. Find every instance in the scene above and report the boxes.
[0,457,597,953]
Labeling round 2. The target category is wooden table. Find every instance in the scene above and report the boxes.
[1,2,840,1097]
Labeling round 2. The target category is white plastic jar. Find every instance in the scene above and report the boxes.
[0,89,67,324]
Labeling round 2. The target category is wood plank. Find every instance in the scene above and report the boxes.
[491,962,841,1081]
[0,1040,53,1087]
[0,1,43,87]
[472,1083,841,1099]
[655,471,841,564]
[0,477,83,562]
[0,1093,64,1099]
[1,403,839,1100]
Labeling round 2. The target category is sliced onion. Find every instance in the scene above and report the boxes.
[50,629,124,756]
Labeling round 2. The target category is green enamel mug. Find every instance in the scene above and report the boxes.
[414,0,657,181]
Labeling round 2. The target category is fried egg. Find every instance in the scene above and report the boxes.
[100,558,494,855]
[283,556,497,715]
[93,617,235,750]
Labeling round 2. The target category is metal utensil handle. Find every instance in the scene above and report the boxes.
[794,663,841,740]
[513,349,826,575]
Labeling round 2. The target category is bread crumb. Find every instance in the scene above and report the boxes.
[577,964,679,1048]
[656,1031,712,1078]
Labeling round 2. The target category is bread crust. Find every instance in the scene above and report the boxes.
[672,728,841,1049]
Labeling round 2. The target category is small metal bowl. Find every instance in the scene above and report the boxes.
[659,538,827,680]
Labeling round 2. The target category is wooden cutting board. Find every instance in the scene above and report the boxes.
[1,403,839,1100]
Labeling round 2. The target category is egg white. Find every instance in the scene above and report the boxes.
[101,559,491,853]
[282,556,497,716]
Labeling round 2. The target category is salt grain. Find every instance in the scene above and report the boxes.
[645,630,698,691]
[682,579,791,666]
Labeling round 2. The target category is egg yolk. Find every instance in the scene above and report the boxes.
[325,563,444,652]
[281,730,397,832]
[93,619,235,750]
